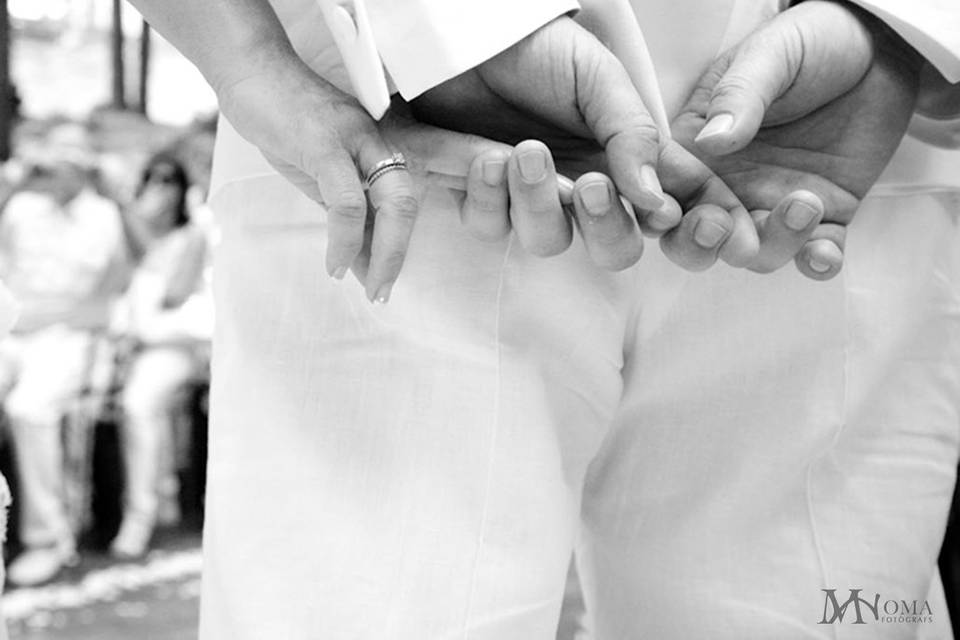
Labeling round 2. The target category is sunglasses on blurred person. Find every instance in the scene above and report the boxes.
[144,165,182,187]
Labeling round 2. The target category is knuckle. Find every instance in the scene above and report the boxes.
[332,105,377,143]
[331,232,364,253]
[514,200,562,220]
[631,121,661,146]
[297,133,347,175]
[712,73,757,102]
[385,194,419,222]
[595,244,643,272]
[748,255,787,274]
[331,191,368,221]
[610,121,660,154]
[467,194,506,217]
[526,232,572,258]
[372,250,406,279]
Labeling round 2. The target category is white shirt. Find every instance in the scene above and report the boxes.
[0,189,130,332]
[212,0,960,199]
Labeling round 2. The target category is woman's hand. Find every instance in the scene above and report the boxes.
[214,43,422,302]
[126,0,433,302]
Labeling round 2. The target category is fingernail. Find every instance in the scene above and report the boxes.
[808,257,832,273]
[695,113,735,143]
[648,207,676,231]
[579,181,611,217]
[372,283,393,304]
[331,266,348,280]
[517,150,547,184]
[482,159,506,187]
[784,201,820,231]
[637,165,666,210]
[693,219,730,248]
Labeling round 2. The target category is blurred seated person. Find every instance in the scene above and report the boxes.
[0,157,132,586]
[110,152,212,559]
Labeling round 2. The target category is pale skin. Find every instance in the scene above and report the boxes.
[675,0,922,279]
[123,0,769,301]
[127,0,919,298]
[413,0,923,279]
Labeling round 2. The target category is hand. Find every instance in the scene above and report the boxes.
[426,136,649,272]
[673,0,922,279]
[127,0,438,302]
[214,37,642,300]
[348,105,644,277]
[214,42,424,302]
[412,16,762,273]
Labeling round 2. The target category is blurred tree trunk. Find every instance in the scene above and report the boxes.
[0,0,10,161]
[137,19,150,117]
[111,0,126,109]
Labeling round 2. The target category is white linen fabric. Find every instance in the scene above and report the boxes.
[844,0,960,83]
[202,1,960,638]
[0,326,94,547]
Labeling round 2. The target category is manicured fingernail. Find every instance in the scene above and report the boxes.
[695,113,735,143]
[579,181,611,217]
[482,159,506,187]
[517,150,547,184]
[808,257,832,273]
[784,201,820,231]
[693,219,730,248]
[637,165,666,210]
[331,266,348,280]
[372,283,393,304]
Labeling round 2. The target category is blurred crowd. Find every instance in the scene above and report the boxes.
[0,116,215,588]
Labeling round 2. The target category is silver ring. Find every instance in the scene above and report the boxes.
[364,153,407,189]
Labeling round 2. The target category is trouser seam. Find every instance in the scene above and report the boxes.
[461,236,514,639]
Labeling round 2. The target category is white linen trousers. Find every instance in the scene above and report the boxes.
[200,1,960,637]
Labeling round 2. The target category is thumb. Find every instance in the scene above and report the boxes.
[570,24,666,211]
[692,28,801,156]
[693,1,875,156]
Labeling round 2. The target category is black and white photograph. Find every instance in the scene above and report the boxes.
[0,0,957,638]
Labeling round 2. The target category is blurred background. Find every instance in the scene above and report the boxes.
[0,1,216,638]
[0,2,957,640]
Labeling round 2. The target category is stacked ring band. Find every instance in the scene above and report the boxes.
[364,153,408,189]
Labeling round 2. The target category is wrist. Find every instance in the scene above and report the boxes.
[127,0,303,99]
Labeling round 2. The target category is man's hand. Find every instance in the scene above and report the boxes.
[673,0,922,279]
[412,16,761,273]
